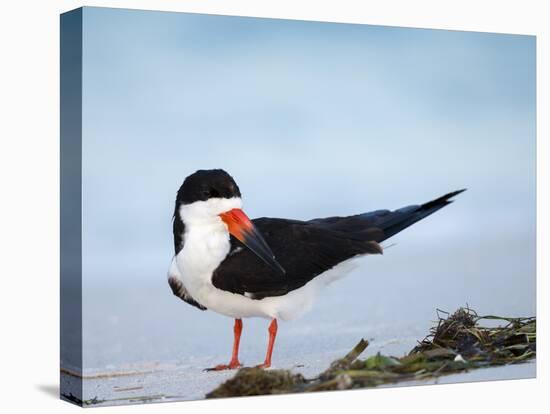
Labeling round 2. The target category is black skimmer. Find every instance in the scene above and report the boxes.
[168,169,465,370]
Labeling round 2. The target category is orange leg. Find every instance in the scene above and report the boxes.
[206,319,243,371]
[257,319,278,369]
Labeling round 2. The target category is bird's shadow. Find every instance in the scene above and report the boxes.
[35,383,59,399]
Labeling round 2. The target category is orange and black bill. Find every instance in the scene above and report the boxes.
[219,208,286,275]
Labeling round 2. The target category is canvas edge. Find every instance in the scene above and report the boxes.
[60,7,84,407]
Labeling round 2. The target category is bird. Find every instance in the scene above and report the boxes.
[167,169,465,370]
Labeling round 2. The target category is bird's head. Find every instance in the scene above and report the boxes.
[175,169,285,275]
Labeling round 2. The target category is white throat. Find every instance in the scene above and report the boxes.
[174,197,242,296]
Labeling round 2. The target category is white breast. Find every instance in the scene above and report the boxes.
[177,219,231,288]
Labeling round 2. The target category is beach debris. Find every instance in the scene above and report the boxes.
[61,393,105,406]
[206,307,536,397]
[411,307,536,364]
[319,339,369,381]
[205,368,306,398]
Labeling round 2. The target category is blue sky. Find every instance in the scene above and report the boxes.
[80,7,535,316]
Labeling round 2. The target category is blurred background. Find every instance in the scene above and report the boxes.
[76,7,535,382]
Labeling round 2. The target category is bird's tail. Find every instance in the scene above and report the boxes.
[377,189,467,242]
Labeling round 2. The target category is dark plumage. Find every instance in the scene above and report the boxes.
[212,189,466,299]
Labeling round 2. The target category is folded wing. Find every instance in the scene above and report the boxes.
[212,189,465,299]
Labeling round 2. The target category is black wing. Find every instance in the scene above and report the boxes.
[211,189,465,299]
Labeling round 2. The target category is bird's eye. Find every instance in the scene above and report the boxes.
[201,188,220,198]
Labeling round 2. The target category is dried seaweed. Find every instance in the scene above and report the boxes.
[206,307,536,398]
[412,307,536,364]
[206,368,306,398]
